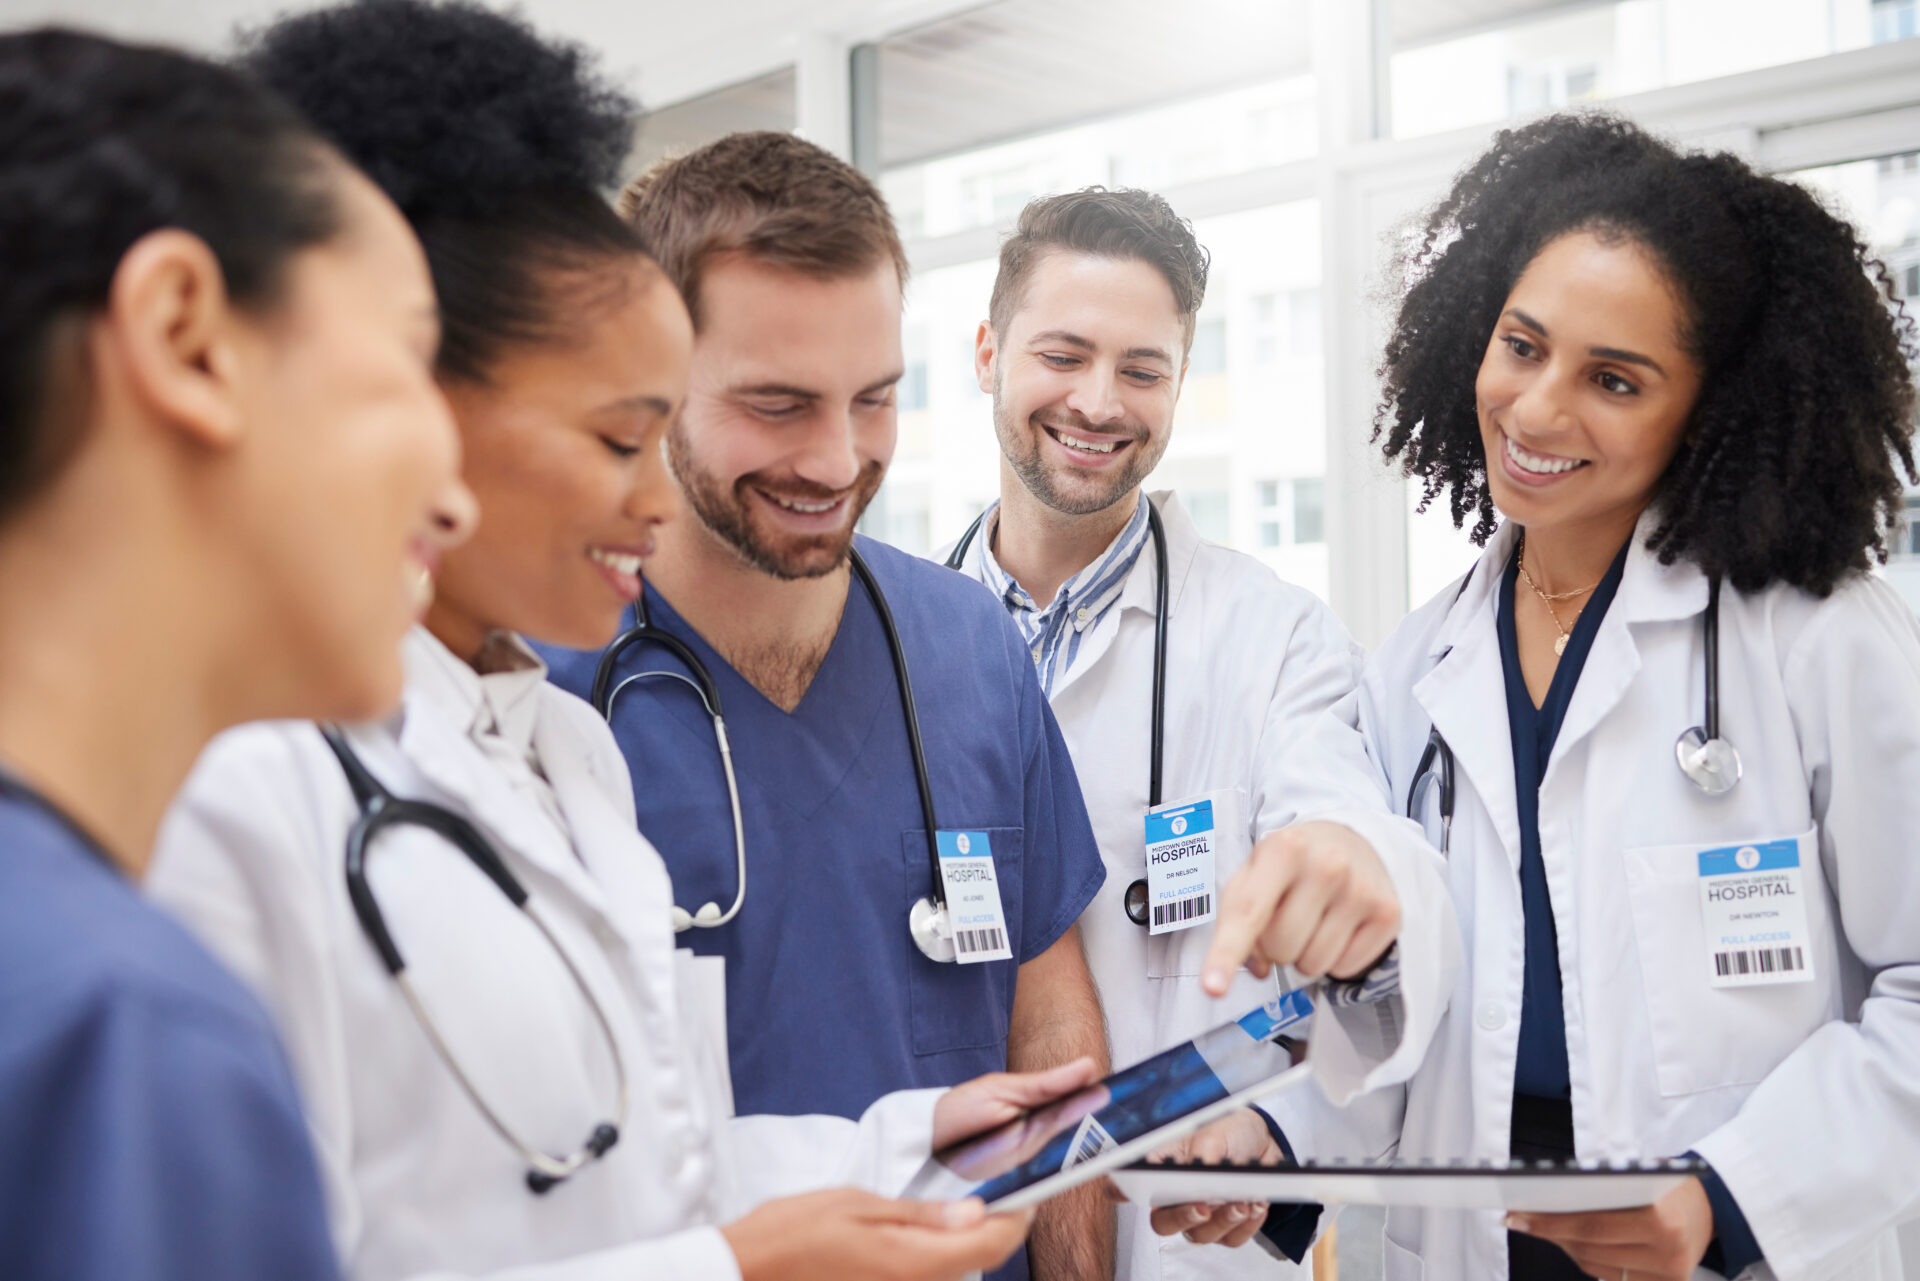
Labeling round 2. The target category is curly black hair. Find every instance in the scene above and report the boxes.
[1375,111,1919,596]
[0,28,340,526]
[242,0,646,381]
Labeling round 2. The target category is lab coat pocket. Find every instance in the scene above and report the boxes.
[1382,1231,1426,1280]
[1147,788,1251,979]
[1622,828,1838,1097]
[902,827,1023,1056]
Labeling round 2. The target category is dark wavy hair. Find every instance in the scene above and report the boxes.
[0,28,340,526]
[990,187,1211,349]
[1375,111,1919,596]
[243,0,647,382]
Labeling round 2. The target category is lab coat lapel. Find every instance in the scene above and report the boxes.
[1050,490,1197,700]
[397,678,611,920]
[1414,528,1524,875]
[533,706,674,946]
[1542,510,1708,782]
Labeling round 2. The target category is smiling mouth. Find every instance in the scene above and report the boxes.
[588,547,643,575]
[1505,432,1588,476]
[761,490,844,515]
[1044,425,1127,456]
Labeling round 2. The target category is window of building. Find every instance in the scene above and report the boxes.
[1391,0,1914,141]
[1874,0,1919,43]
[1189,317,1229,376]
[1292,477,1325,545]
[1186,489,1231,543]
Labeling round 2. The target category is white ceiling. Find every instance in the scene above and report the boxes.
[3,0,1605,170]
[874,0,1312,167]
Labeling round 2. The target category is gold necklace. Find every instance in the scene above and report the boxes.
[1517,531,1600,656]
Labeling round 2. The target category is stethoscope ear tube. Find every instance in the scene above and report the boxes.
[851,548,948,920]
[322,722,631,1196]
[593,599,748,934]
[952,503,1173,932]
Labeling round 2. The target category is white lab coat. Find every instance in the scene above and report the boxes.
[1328,514,1920,1280]
[946,491,1461,1280]
[147,628,940,1281]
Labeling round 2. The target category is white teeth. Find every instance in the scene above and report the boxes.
[771,495,838,514]
[1506,435,1583,475]
[589,548,642,575]
[1054,431,1118,455]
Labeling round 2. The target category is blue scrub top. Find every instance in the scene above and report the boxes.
[0,784,338,1281]
[1495,545,1762,1276]
[1496,539,1628,1101]
[542,537,1106,1120]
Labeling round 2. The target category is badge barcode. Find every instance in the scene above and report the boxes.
[1152,893,1212,928]
[1713,945,1805,977]
[1064,1114,1117,1168]
[955,926,1007,955]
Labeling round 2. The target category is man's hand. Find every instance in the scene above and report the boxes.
[1505,1177,1716,1281]
[931,1057,1103,1151]
[1141,1108,1283,1248]
[1203,821,1400,996]
[722,1188,1032,1281]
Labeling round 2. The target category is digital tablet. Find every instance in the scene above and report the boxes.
[900,987,1320,1214]
[1108,1155,1706,1214]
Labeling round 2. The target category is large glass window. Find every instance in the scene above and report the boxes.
[1793,148,1920,611]
[630,68,796,172]
[1391,0,1916,140]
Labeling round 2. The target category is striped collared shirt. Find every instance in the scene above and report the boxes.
[976,494,1152,697]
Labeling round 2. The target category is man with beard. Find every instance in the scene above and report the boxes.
[539,133,1112,1281]
[943,190,1457,1279]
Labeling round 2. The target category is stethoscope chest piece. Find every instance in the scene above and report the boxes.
[1123,878,1151,928]
[1675,726,1742,795]
[909,895,956,963]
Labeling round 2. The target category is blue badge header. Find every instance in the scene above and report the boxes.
[1235,986,1314,1043]
[1145,799,1216,846]
[937,830,994,860]
[1698,837,1799,877]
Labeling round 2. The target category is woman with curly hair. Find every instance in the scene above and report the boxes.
[144,3,1081,1279]
[1206,112,1920,1280]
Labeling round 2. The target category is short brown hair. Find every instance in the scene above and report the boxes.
[617,130,908,328]
[989,187,1210,349]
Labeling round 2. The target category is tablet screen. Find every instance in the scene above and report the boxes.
[915,986,1316,1207]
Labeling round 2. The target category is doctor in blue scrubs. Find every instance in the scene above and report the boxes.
[0,30,473,1281]
[542,131,1112,1277]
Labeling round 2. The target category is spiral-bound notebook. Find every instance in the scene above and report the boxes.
[1109,1155,1706,1214]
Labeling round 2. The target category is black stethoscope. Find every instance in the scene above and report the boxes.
[945,502,1170,928]
[319,725,627,1195]
[1405,568,1740,855]
[589,548,965,963]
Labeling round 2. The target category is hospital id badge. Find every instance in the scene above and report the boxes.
[1697,838,1815,988]
[1143,797,1218,935]
[937,830,1013,964]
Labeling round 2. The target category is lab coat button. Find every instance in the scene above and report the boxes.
[1475,1001,1507,1031]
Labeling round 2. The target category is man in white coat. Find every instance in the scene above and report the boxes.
[943,188,1457,1279]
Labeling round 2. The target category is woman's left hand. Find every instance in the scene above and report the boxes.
[1506,1176,1715,1281]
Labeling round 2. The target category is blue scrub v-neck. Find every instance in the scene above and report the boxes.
[538,537,1106,1155]
[1496,536,1630,1101]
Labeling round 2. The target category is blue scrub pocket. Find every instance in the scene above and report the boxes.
[903,827,1024,1056]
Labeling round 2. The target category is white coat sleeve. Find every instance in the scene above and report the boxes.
[1691,582,1920,1281]
[1258,624,1463,1105]
[147,726,745,1281]
[724,1088,945,1211]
